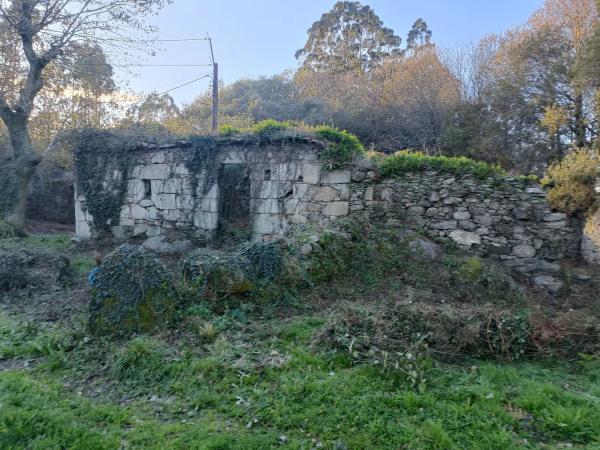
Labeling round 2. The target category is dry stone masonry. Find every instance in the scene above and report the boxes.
[75,140,589,285]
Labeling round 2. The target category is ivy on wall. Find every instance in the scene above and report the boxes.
[72,122,366,234]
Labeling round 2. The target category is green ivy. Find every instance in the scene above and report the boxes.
[314,125,366,168]
[88,244,178,336]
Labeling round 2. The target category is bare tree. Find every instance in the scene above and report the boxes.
[0,0,169,230]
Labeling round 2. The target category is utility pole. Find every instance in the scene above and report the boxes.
[212,62,218,133]
[209,37,218,133]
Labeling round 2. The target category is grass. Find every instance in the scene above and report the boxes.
[1,233,599,449]
[1,309,600,449]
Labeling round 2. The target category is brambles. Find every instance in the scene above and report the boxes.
[88,244,178,336]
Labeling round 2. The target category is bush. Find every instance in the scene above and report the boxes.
[180,242,293,303]
[218,124,242,137]
[314,126,365,168]
[378,150,505,179]
[0,220,16,239]
[88,244,178,336]
[542,148,600,214]
[316,302,535,364]
[0,243,72,292]
[180,248,253,301]
[251,119,292,138]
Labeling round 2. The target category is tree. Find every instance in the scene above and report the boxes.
[126,92,181,125]
[407,18,432,51]
[295,1,402,73]
[0,0,169,230]
[530,0,598,146]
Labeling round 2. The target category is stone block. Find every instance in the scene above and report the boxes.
[312,186,338,202]
[512,244,536,258]
[136,164,171,180]
[323,201,349,217]
[473,215,494,226]
[449,230,481,246]
[453,211,471,220]
[194,212,218,230]
[321,170,351,184]
[253,213,285,234]
[199,197,218,213]
[252,180,293,199]
[154,193,177,210]
[543,212,567,222]
[254,198,281,214]
[432,220,457,230]
[302,163,321,184]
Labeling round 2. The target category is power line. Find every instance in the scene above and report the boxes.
[159,74,211,95]
[155,38,209,42]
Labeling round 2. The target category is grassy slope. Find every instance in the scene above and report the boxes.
[1,236,600,449]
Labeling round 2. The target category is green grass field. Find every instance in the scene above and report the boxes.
[1,234,599,449]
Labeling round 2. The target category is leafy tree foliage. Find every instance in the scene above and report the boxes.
[295,1,402,73]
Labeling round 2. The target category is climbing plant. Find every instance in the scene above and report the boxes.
[72,126,176,234]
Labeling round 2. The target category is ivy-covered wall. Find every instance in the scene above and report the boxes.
[75,137,347,249]
[74,134,585,286]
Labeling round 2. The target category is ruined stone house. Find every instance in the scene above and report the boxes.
[75,137,591,287]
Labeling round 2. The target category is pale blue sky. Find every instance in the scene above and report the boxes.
[120,0,544,105]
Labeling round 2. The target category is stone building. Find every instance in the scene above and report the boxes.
[75,139,589,283]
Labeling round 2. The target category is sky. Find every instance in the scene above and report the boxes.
[119,0,545,106]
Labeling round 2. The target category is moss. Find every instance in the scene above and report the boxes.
[88,244,178,336]
[378,150,505,179]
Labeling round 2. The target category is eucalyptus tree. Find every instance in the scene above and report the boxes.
[295,1,402,73]
[0,0,169,230]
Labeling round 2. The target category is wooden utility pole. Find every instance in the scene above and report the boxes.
[209,37,218,133]
[212,62,218,133]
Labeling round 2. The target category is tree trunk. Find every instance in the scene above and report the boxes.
[574,91,586,147]
[3,114,40,231]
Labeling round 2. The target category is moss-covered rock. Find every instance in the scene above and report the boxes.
[88,244,178,336]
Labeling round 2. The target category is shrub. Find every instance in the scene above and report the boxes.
[88,244,178,336]
[180,241,296,304]
[218,124,242,137]
[0,243,72,292]
[181,248,253,301]
[542,148,600,214]
[0,220,16,239]
[379,150,505,179]
[251,119,292,138]
[314,125,365,168]
[316,302,534,364]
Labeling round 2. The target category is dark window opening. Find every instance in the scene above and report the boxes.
[143,179,152,199]
[297,175,304,182]
[264,169,271,180]
[217,164,251,241]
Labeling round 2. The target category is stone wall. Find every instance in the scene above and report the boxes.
[582,209,600,265]
[75,141,584,280]
[76,140,360,252]
[347,163,582,283]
